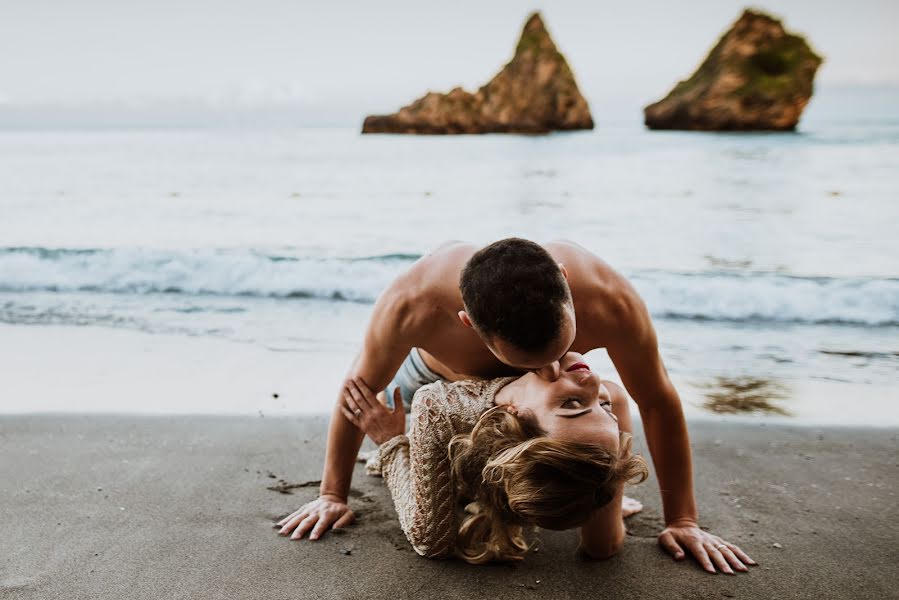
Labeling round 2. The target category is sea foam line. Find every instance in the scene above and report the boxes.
[1,247,897,326]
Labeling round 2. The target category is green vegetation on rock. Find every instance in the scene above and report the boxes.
[645,9,823,131]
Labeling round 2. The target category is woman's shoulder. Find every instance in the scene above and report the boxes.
[413,377,517,407]
[411,377,518,429]
[602,380,630,403]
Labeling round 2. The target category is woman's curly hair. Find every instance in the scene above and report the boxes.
[448,406,648,564]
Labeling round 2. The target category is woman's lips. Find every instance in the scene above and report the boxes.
[566,362,591,372]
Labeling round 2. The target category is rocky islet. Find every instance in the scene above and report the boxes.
[644,9,823,131]
[361,12,594,135]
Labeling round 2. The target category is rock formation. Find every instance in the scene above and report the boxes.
[644,9,822,131]
[362,12,594,134]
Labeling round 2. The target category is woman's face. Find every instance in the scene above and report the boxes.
[496,352,620,450]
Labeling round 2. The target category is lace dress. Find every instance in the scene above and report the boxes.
[366,377,516,558]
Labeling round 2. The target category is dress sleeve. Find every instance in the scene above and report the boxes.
[370,378,516,559]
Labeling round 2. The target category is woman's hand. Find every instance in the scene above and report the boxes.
[658,520,756,574]
[341,378,406,445]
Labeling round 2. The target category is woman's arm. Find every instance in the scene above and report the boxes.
[347,379,499,558]
[577,381,632,559]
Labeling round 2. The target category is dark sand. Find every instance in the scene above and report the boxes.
[1,416,896,599]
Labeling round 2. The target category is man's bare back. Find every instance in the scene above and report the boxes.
[395,240,644,381]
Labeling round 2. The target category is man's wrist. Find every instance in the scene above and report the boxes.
[319,489,348,503]
[664,516,699,528]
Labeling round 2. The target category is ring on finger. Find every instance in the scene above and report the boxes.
[716,544,727,551]
[354,408,362,417]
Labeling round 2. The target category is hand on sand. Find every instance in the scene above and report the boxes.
[275,495,354,541]
[341,379,406,445]
[658,520,756,574]
[622,495,643,518]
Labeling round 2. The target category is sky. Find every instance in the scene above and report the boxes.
[1,0,897,124]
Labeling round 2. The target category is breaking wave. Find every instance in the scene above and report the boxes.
[1,247,897,327]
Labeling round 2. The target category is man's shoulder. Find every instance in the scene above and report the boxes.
[395,242,474,297]
[552,246,638,310]
[551,245,648,337]
[376,242,474,331]
[544,240,621,286]
[423,241,477,270]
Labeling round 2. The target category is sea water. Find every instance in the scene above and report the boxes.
[1,87,897,421]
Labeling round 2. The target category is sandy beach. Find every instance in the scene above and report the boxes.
[2,415,895,599]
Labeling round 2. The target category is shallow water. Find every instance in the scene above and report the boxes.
[1,87,897,420]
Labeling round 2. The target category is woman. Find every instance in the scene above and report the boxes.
[336,352,660,563]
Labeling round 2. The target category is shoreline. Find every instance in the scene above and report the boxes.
[2,322,896,426]
[2,415,895,599]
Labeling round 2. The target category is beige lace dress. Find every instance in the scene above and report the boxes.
[366,377,516,558]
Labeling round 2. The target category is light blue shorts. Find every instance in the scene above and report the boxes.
[384,348,444,410]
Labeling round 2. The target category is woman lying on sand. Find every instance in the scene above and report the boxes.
[279,351,751,566]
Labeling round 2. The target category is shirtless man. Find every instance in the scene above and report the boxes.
[276,238,754,574]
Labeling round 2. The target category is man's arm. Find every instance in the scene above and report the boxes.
[604,286,754,574]
[276,283,419,541]
[605,304,696,526]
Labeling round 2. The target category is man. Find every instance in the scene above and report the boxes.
[276,238,754,574]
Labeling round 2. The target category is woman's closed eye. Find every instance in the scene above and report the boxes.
[562,397,585,409]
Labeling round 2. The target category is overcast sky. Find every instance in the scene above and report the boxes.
[1,0,896,120]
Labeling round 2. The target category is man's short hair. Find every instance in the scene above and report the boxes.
[460,238,571,353]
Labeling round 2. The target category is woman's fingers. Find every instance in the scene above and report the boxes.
[352,377,379,406]
[343,389,361,415]
[392,388,406,416]
[347,380,372,409]
[344,384,363,412]
[340,405,360,426]
[658,530,685,560]
[705,543,734,575]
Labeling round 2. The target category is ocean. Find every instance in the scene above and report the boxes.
[1,86,897,423]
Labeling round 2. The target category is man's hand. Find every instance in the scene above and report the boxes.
[341,379,406,445]
[275,494,354,541]
[658,520,756,574]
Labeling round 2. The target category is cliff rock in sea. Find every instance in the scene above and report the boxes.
[644,9,822,131]
[362,12,594,134]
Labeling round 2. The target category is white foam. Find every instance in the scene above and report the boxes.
[1,248,897,326]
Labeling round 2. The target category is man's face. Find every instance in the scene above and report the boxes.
[484,302,577,379]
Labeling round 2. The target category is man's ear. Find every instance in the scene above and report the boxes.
[457,311,474,329]
[558,263,569,281]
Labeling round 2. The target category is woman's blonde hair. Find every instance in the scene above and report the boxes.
[448,406,648,564]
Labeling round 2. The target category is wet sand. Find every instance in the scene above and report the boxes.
[1,415,896,599]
